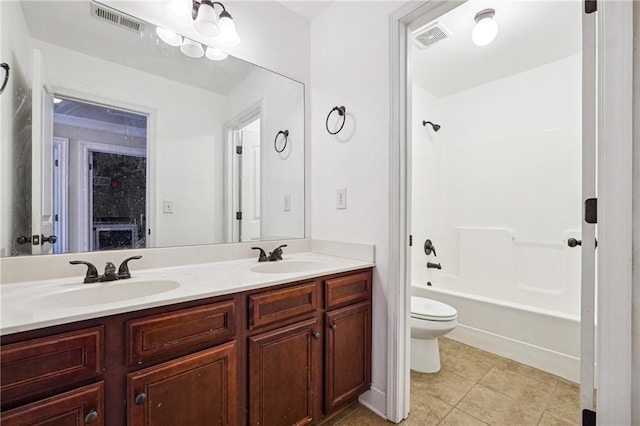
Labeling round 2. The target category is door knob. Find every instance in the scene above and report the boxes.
[135,393,148,405]
[41,234,57,244]
[84,408,99,424]
[311,331,321,340]
[567,238,581,247]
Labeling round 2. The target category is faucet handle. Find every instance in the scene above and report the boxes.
[423,239,437,257]
[70,260,99,283]
[270,244,288,261]
[117,255,142,279]
[251,247,268,262]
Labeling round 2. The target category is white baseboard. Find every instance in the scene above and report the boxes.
[448,324,580,383]
[358,385,386,419]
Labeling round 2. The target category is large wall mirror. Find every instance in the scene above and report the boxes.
[0,1,305,257]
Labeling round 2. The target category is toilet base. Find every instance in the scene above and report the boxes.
[410,337,441,373]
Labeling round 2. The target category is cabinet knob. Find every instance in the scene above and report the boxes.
[311,331,321,340]
[330,323,337,331]
[84,409,99,424]
[135,393,148,405]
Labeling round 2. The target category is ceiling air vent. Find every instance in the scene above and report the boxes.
[90,2,145,34]
[412,22,451,49]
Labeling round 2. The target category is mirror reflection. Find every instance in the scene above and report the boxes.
[0,1,305,257]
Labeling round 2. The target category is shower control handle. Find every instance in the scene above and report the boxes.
[423,239,436,256]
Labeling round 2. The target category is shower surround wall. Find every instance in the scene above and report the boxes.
[411,53,582,380]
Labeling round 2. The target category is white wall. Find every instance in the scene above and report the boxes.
[0,1,33,256]
[411,54,582,316]
[310,1,400,415]
[34,41,228,249]
[226,68,305,241]
[632,3,640,423]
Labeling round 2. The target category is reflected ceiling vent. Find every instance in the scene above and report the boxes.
[90,2,145,34]
[412,22,451,49]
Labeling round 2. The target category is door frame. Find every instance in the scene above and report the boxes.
[388,1,634,423]
[52,137,69,254]
[223,100,265,243]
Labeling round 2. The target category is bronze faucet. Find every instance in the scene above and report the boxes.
[70,255,142,283]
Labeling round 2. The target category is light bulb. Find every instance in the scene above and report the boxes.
[214,11,240,47]
[205,47,228,61]
[472,9,498,46]
[180,38,204,58]
[194,2,220,36]
[156,27,183,47]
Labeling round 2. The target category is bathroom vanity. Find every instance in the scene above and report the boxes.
[0,256,372,425]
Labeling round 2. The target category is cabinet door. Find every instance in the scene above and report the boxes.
[248,317,321,426]
[325,302,371,413]
[1,382,104,426]
[127,341,237,426]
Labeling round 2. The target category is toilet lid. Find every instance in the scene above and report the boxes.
[410,296,457,321]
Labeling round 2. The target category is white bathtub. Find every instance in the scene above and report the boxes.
[412,278,580,382]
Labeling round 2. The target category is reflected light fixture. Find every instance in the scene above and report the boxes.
[205,47,228,61]
[472,8,498,46]
[180,38,205,58]
[156,27,183,47]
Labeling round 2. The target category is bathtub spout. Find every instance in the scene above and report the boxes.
[427,262,442,270]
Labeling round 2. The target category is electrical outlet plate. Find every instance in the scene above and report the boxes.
[163,199,174,214]
[336,188,347,209]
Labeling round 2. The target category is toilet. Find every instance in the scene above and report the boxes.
[410,296,458,373]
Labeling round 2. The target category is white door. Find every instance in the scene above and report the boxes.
[240,119,261,242]
[30,49,55,255]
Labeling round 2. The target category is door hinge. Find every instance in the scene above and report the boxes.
[89,163,93,170]
[409,235,413,246]
[585,0,597,14]
[148,229,151,235]
[585,198,597,224]
[54,214,59,222]
[55,159,59,167]
[236,146,242,155]
[236,211,242,220]
[582,409,596,426]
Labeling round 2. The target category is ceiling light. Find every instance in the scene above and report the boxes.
[472,9,498,46]
[180,38,205,58]
[213,10,240,47]
[194,0,220,36]
[156,27,183,47]
[205,47,228,61]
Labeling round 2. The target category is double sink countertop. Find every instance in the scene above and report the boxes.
[0,252,374,336]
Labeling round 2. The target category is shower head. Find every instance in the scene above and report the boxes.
[422,120,441,132]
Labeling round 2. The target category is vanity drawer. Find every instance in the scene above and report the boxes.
[127,300,236,366]
[0,327,104,407]
[248,282,319,330]
[325,271,371,310]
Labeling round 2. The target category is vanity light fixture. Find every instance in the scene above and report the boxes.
[165,0,240,47]
[472,8,498,46]
[205,47,228,61]
[156,27,183,47]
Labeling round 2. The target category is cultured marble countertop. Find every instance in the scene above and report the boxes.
[0,253,374,336]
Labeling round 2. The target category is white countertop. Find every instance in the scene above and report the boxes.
[0,252,374,336]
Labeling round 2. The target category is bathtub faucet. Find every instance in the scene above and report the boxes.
[426,262,442,270]
[423,239,437,256]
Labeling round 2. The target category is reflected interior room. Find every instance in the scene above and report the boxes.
[0,0,637,425]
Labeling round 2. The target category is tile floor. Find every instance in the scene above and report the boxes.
[323,338,581,426]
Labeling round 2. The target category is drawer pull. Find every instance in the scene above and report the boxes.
[84,408,99,424]
[330,323,337,331]
[135,393,148,405]
[312,331,321,340]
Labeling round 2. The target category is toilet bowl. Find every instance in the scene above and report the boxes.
[410,296,457,373]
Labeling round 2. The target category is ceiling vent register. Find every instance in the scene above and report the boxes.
[413,22,451,49]
[90,2,145,34]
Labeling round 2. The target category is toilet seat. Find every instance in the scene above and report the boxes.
[411,296,457,322]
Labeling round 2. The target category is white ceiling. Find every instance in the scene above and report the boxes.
[21,1,257,95]
[277,1,333,20]
[411,0,582,98]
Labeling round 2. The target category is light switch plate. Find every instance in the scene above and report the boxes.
[336,188,347,209]
[163,199,174,214]
[284,194,291,212]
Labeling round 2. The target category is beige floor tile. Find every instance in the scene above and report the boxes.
[334,406,390,426]
[492,358,560,388]
[479,366,557,407]
[457,384,543,426]
[439,344,496,382]
[537,411,575,426]
[411,369,475,405]
[544,380,580,424]
[439,408,488,426]
[402,393,453,425]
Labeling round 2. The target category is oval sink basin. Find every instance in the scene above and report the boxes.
[250,260,328,274]
[26,280,181,309]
